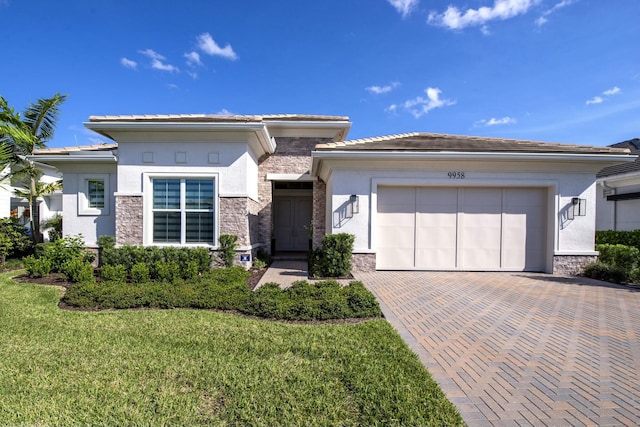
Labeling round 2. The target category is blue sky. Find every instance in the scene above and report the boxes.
[2,0,638,148]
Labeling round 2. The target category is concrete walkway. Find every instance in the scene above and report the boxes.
[356,271,640,426]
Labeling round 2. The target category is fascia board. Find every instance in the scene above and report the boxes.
[27,154,117,163]
[84,121,276,156]
[311,150,636,163]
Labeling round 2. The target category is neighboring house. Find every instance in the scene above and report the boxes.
[596,138,640,231]
[31,114,634,275]
[0,163,62,240]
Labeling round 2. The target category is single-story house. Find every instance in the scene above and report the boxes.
[596,138,640,231]
[32,114,635,275]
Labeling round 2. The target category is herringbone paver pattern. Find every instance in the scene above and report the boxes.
[357,271,640,426]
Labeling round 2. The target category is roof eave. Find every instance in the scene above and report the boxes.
[84,121,277,155]
[311,150,636,177]
[265,120,352,141]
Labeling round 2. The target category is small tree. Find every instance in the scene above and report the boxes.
[218,234,238,267]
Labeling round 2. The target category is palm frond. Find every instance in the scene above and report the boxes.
[23,93,68,148]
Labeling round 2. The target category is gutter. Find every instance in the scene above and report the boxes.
[27,153,118,163]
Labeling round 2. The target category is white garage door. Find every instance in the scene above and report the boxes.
[376,186,547,271]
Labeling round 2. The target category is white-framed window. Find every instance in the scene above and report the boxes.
[150,177,216,244]
[78,174,110,216]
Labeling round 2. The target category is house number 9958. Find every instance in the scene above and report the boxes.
[448,172,465,179]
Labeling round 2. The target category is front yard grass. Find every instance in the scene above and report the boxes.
[0,272,464,427]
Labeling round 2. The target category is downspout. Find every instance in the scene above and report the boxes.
[600,180,617,230]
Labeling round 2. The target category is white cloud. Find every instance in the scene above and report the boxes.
[217,109,234,115]
[586,87,621,105]
[402,87,455,118]
[387,0,419,18]
[481,25,491,35]
[385,104,399,114]
[197,33,238,60]
[477,116,517,126]
[120,57,137,70]
[168,83,179,90]
[535,0,575,27]
[139,49,179,73]
[603,86,621,96]
[366,82,400,95]
[586,96,603,105]
[184,51,201,67]
[428,0,540,30]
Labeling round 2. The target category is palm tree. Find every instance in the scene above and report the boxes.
[0,93,67,243]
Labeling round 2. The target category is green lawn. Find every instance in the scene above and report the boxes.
[0,272,464,426]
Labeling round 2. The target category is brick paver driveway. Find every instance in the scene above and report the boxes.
[356,271,640,426]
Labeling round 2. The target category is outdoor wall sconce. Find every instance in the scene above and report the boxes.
[349,194,360,215]
[570,197,586,219]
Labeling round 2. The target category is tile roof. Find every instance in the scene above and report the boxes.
[315,132,631,155]
[88,114,350,123]
[597,138,640,178]
[34,143,118,155]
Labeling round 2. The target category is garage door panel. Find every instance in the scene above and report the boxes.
[378,187,415,211]
[460,189,502,270]
[415,188,458,269]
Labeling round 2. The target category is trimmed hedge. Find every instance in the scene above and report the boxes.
[101,245,211,279]
[596,230,640,251]
[61,267,383,320]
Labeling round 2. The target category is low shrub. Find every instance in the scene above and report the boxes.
[41,235,95,272]
[131,263,150,283]
[62,266,383,321]
[0,218,32,265]
[155,261,181,283]
[308,233,355,278]
[61,259,95,283]
[23,255,52,278]
[100,264,127,282]
[583,262,628,284]
[63,266,252,310]
[596,244,639,272]
[101,245,211,277]
[243,279,382,320]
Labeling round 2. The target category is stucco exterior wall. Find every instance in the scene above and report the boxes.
[56,163,117,247]
[117,140,257,199]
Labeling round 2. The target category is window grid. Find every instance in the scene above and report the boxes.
[152,178,214,244]
[87,179,105,209]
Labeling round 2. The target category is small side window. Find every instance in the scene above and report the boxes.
[87,179,105,208]
[78,174,110,215]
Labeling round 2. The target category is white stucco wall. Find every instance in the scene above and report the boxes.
[323,160,600,262]
[117,141,258,199]
[55,163,117,247]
